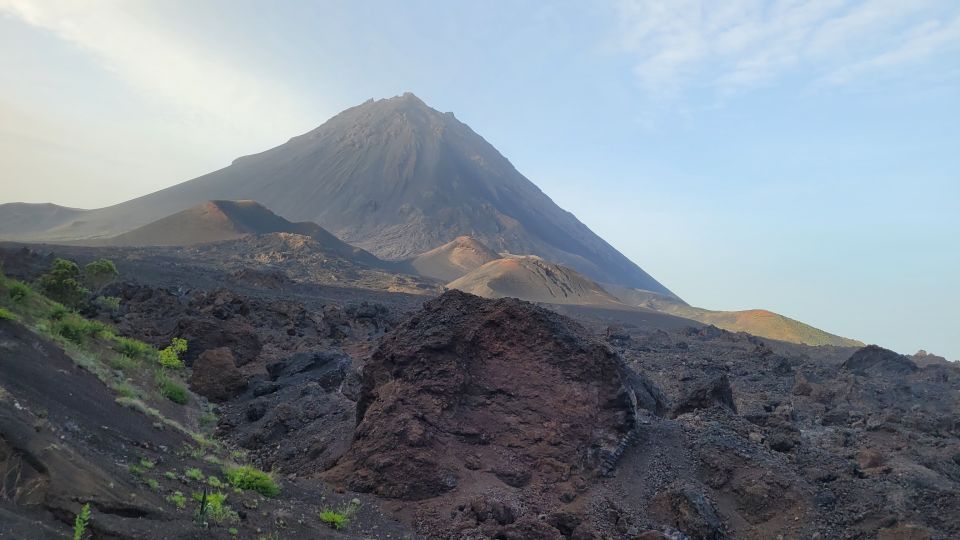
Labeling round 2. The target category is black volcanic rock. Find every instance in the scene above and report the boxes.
[3,93,673,295]
[842,345,918,376]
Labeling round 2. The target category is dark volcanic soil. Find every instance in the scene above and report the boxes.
[1,243,958,540]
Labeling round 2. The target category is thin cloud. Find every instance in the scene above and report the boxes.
[612,0,960,100]
[0,0,312,141]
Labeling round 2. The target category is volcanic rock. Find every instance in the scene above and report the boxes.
[189,347,247,402]
[842,345,919,376]
[326,290,665,503]
[671,374,737,418]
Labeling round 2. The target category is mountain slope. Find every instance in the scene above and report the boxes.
[609,286,863,347]
[1,93,673,295]
[408,235,500,281]
[0,202,85,237]
[104,200,384,267]
[447,255,625,307]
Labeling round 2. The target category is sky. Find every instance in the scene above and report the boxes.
[1,0,958,359]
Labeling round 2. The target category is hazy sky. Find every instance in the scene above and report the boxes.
[1,0,958,359]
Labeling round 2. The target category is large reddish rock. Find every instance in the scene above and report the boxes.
[189,347,247,402]
[325,290,665,509]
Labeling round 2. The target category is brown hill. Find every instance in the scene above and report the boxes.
[408,235,500,282]
[103,200,383,267]
[606,285,863,347]
[446,255,625,307]
[0,93,674,296]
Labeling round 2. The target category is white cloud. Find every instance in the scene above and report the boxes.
[612,0,960,99]
[0,0,313,142]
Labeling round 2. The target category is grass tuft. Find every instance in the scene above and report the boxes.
[224,465,279,497]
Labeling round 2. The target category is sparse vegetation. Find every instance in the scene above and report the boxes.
[94,295,121,313]
[224,464,279,497]
[320,498,361,531]
[193,490,239,525]
[113,336,154,360]
[53,315,110,345]
[0,307,15,320]
[185,467,205,482]
[207,475,224,489]
[73,503,91,540]
[164,470,178,480]
[145,478,160,491]
[167,490,187,510]
[157,372,189,405]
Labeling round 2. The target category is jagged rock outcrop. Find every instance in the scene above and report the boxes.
[326,289,665,511]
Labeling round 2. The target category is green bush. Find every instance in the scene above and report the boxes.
[167,490,186,510]
[114,336,154,359]
[0,307,15,321]
[224,465,279,497]
[319,509,350,530]
[48,304,69,320]
[83,259,119,291]
[158,337,188,369]
[8,281,32,303]
[158,376,189,405]
[53,316,110,345]
[185,468,205,482]
[38,258,88,308]
[193,491,238,525]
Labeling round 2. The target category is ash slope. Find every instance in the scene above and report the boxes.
[408,235,500,282]
[447,255,626,307]
[2,93,673,296]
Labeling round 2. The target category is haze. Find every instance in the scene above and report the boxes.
[1,0,958,359]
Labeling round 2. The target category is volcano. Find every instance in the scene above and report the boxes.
[1,93,674,296]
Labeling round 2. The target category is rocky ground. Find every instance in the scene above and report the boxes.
[1,243,958,539]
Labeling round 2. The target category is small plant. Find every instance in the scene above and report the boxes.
[114,336,154,359]
[48,303,69,320]
[112,382,139,400]
[94,295,121,312]
[167,490,187,510]
[224,465,279,497]
[319,509,349,530]
[73,503,91,540]
[156,371,190,405]
[158,337,188,369]
[320,498,361,531]
[185,467,205,482]
[193,490,238,525]
[140,457,156,469]
[229,528,239,537]
[145,478,160,491]
[164,470,178,480]
[0,307,15,321]
[8,281,32,303]
[208,475,224,489]
[53,316,110,345]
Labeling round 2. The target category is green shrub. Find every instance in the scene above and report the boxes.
[229,528,239,537]
[164,470,178,480]
[114,336,154,359]
[73,502,91,540]
[158,337,188,369]
[319,509,350,530]
[224,465,279,497]
[8,281,32,303]
[38,258,88,308]
[83,259,119,291]
[185,468,205,482]
[145,478,160,491]
[111,382,139,400]
[193,491,238,525]
[207,475,224,489]
[160,379,189,405]
[48,304,69,320]
[167,490,186,510]
[0,307,15,321]
[53,316,110,345]
[94,295,121,312]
